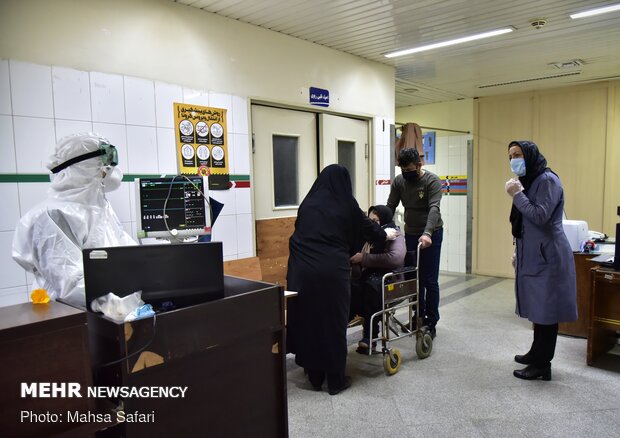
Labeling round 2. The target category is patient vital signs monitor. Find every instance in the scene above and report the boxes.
[135,176,211,239]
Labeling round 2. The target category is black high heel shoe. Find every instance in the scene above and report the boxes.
[514,353,532,365]
[513,364,551,381]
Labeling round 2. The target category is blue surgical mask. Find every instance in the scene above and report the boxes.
[510,158,526,177]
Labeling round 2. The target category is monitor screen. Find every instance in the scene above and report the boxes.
[135,176,211,239]
[83,242,224,310]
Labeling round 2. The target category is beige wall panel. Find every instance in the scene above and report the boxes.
[536,86,608,230]
[474,82,620,277]
[474,94,534,277]
[604,85,620,233]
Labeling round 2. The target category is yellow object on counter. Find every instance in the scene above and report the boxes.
[31,288,50,304]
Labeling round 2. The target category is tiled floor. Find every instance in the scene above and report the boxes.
[286,273,620,437]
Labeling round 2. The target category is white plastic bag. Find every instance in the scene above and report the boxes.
[384,227,398,241]
[90,291,144,322]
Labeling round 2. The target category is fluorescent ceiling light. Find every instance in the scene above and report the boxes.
[384,27,513,58]
[570,3,620,19]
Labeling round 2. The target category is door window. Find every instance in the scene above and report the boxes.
[337,140,356,189]
[273,135,299,207]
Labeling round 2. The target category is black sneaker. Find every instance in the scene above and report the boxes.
[428,326,436,339]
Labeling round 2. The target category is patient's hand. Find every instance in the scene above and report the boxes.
[350,252,363,264]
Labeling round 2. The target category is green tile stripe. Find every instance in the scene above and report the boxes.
[0,174,251,183]
[0,174,49,183]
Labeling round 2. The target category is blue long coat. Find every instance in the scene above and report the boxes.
[513,170,578,324]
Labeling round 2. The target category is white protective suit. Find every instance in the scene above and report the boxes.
[12,133,137,308]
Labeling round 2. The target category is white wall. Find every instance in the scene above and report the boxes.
[0,0,395,307]
[0,0,394,118]
[0,59,256,305]
[396,99,474,137]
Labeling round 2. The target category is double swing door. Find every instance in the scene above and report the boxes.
[251,105,370,285]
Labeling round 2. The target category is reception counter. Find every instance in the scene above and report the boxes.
[559,242,615,338]
[587,266,620,366]
[89,275,287,437]
[0,276,288,437]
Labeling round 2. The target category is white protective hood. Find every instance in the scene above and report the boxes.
[12,133,137,308]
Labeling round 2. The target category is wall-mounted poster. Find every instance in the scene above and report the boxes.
[423,131,436,165]
[173,103,230,190]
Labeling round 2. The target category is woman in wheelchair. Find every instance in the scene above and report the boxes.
[350,205,406,354]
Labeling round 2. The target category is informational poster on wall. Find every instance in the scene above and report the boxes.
[423,131,436,165]
[173,103,229,190]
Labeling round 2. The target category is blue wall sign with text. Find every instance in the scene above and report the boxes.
[309,87,329,107]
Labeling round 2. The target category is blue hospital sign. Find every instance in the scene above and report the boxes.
[309,87,329,107]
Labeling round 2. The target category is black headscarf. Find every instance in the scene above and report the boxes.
[508,140,549,238]
[367,205,395,253]
[294,164,369,258]
[299,163,354,209]
[368,205,396,228]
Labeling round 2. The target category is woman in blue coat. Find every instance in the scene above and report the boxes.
[505,140,577,381]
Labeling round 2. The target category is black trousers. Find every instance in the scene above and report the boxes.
[529,323,559,367]
[307,369,346,390]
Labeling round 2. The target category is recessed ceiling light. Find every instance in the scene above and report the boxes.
[570,3,620,19]
[384,27,514,58]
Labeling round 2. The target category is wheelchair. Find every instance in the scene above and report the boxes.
[361,243,433,375]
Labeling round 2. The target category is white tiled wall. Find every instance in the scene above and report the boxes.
[423,134,470,273]
[373,116,394,205]
[0,60,254,307]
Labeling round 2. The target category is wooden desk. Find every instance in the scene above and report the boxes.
[0,301,102,437]
[587,267,620,366]
[88,276,288,437]
[559,253,599,337]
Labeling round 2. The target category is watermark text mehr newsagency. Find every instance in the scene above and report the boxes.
[21,382,188,398]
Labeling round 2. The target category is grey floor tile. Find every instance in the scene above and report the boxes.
[475,410,620,438]
[405,420,485,438]
[286,272,620,438]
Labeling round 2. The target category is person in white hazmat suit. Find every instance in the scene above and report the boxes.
[12,133,136,308]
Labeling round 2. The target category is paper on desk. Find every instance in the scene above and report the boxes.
[590,253,615,263]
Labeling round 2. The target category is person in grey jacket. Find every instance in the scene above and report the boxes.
[505,140,577,381]
[387,147,443,338]
[350,205,406,353]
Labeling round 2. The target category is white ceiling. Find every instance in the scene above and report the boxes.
[172,0,620,107]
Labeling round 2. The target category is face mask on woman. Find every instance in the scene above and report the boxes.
[510,158,526,177]
[102,166,123,192]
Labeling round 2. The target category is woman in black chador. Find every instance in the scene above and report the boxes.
[287,164,388,395]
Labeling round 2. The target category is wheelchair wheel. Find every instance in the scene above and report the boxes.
[383,348,402,375]
[415,332,433,359]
